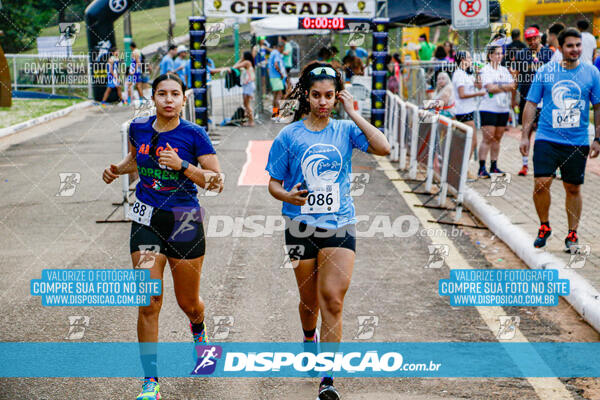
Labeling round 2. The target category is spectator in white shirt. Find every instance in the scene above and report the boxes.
[477,45,516,177]
[452,51,486,165]
[577,20,597,64]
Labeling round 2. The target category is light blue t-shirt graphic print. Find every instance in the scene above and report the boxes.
[526,62,600,146]
[266,119,370,230]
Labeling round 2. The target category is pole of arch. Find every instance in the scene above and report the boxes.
[370,18,389,132]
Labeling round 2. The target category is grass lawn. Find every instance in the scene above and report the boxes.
[0,98,84,128]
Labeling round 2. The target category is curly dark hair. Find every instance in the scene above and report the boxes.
[284,61,344,122]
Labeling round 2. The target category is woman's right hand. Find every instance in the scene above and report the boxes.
[102,164,120,184]
[285,183,308,206]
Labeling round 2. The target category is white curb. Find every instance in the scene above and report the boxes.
[0,100,94,139]
[463,187,600,333]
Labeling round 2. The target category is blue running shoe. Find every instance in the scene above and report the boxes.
[136,378,160,400]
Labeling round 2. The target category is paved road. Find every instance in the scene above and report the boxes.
[0,105,598,399]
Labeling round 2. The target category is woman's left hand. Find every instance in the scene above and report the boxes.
[158,143,183,171]
[337,89,355,115]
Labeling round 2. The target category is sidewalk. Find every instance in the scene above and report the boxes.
[468,127,600,290]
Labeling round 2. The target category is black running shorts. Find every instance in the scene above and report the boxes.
[479,111,509,127]
[284,218,356,261]
[455,112,474,123]
[533,140,589,185]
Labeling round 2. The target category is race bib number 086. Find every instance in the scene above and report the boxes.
[127,200,154,226]
[552,109,580,128]
[301,183,340,214]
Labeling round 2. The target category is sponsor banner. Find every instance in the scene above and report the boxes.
[204,0,376,18]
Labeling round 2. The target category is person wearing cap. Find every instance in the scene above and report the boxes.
[512,26,553,176]
[173,45,188,86]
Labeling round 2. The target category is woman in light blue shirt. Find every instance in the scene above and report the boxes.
[266,61,390,400]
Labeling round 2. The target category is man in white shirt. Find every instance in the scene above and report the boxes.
[577,20,597,64]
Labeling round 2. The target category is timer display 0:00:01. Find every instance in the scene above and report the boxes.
[301,17,346,30]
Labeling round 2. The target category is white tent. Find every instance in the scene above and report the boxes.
[250,16,330,36]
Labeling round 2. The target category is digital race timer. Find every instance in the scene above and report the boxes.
[299,17,347,30]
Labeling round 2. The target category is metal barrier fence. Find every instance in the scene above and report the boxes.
[385,92,473,223]
[403,61,454,105]
[384,90,402,162]
[184,88,195,123]
[209,65,265,127]
[6,54,92,97]
[211,71,244,126]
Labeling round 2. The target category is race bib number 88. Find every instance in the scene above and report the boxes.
[301,183,340,214]
[127,200,154,226]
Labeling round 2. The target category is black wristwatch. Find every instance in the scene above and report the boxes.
[594,137,600,144]
[179,160,190,172]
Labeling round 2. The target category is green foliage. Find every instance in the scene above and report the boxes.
[0,0,54,53]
